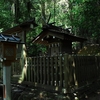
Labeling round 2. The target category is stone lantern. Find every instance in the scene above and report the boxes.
[0,34,21,100]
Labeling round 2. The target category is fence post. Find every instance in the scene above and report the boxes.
[59,55,63,87]
[40,57,43,84]
[43,57,46,84]
[63,54,69,91]
[33,57,36,84]
[54,56,58,86]
[50,57,54,86]
[64,54,74,92]
[46,57,50,85]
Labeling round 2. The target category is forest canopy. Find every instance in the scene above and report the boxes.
[0,0,100,56]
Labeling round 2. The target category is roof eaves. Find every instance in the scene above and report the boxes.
[2,19,37,34]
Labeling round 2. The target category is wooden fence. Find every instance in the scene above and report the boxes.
[74,56,99,87]
[11,54,100,93]
[24,54,72,92]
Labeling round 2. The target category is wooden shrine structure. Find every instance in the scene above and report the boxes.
[32,24,87,55]
[2,19,37,58]
[0,19,37,79]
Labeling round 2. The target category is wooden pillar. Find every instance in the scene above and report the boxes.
[3,64,11,100]
[18,31,27,83]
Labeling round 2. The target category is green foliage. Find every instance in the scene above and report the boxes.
[83,0,100,38]
[1,0,100,56]
[26,26,44,56]
[67,0,100,40]
[0,1,13,31]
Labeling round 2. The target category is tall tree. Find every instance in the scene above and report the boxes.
[0,0,13,31]
[67,0,100,43]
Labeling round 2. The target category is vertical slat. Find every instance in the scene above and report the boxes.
[63,54,69,89]
[96,56,100,77]
[36,57,39,83]
[25,58,28,81]
[67,55,74,91]
[97,56,99,77]
[54,56,56,86]
[62,56,64,87]
[38,57,40,83]
[81,56,83,84]
[82,56,86,83]
[32,58,34,82]
[78,56,81,85]
[86,56,89,81]
[88,56,91,81]
[25,57,28,81]
[28,58,31,82]
[24,58,27,81]
[30,57,33,82]
[57,56,60,87]
[59,55,63,87]
[29,58,31,81]
[49,57,53,85]
[77,56,81,86]
[30,58,33,82]
[43,57,46,84]
[55,56,58,86]
[73,56,78,86]
[32,58,34,83]
[94,56,98,79]
[51,57,54,86]
[47,57,50,85]
[40,57,42,84]
[33,57,36,83]
[28,58,30,82]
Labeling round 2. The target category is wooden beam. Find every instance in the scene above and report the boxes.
[2,20,37,34]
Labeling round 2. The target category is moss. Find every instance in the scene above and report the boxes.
[78,44,100,56]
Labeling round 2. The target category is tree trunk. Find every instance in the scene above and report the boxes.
[40,1,46,26]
